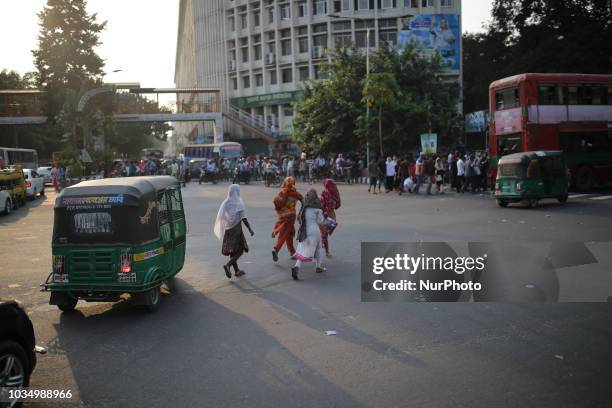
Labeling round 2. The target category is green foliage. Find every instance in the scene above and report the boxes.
[463,0,612,113]
[293,46,462,156]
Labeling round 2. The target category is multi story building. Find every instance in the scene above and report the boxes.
[175,0,462,154]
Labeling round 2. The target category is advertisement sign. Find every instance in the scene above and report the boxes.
[398,14,461,74]
[230,91,304,109]
[494,108,523,135]
[465,110,489,133]
[420,133,438,155]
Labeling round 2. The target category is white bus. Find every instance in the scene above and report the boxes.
[0,147,38,169]
[183,142,243,161]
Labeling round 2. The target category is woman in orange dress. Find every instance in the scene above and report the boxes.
[271,176,303,262]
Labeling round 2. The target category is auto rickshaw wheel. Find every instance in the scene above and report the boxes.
[527,198,539,208]
[57,297,77,313]
[144,285,161,312]
[558,195,568,203]
[497,199,508,208]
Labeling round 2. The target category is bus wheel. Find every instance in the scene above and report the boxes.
[558,195,568,203]
[497,199,508,208]
[575,166,594,192]
[57,297,78,312]
[144,285,161,312]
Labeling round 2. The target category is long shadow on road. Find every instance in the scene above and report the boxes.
[49,278,363,408]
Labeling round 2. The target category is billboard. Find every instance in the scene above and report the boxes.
[398,14,461,74]
[420,133,438,155]
[465,110,489,133]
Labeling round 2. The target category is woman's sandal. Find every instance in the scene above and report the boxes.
[316,267,326,274]
[223,265,232,279]
[291,267,299,281]
[235,270,246,277]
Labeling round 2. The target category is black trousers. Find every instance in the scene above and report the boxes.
[386,176,394,191]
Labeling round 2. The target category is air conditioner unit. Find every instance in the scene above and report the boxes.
[265,53,276,65]
[229,60,236,71]
[312,46,324,59]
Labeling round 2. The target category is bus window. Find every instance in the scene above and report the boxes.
[495,87,519,111]
[538,85,562,105]
[567,86,579,105]
[498,134,522,156]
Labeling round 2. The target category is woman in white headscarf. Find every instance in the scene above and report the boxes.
[214,184,254,278]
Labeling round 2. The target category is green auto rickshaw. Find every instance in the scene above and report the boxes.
[494,151,569,208]
[42,176,186,312]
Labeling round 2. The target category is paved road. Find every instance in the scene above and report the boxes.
[1,182,612,408]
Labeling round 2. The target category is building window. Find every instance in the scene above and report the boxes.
[298,37,309,53]
[228,16,235,31]
[231,77,238,90]
[254,44,262,60]
[313,0,327,15]
[298,1,308,17]
[282,68,293,83]
[255,73,263,87]
[333,21,352,31]
[267,7,274,23]
[404,0,419,6]
[334,33,352,48]
[240,13,248,29]
[441,0,453,7]
[242,75,250,89]
[281,39,292,56]
[283,105,294,116]
[334,0,351,12]
[298,66,309,81]
[253,10,260,26]
[280,3,291,20]
[422,0,434,7]
[269,70,278,85]
[241,47,249,62]
[381,0,395,8]
[358,0,369,10]
[379,31,397,47]
[314,65,329,80]
[355,31,375,48]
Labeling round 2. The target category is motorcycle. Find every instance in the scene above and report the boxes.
[199,169,218,184]
[233,168,251,184]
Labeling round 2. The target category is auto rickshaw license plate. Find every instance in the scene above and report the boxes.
[118,273,137,283]
[53,274,69,283]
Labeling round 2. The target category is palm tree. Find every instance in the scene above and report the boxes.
[362,72,399,157]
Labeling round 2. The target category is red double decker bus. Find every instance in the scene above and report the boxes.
[488,73,612,191]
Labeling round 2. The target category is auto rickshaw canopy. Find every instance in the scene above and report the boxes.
[53,176,179,246]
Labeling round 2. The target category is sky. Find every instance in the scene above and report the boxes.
[0,0,492,90]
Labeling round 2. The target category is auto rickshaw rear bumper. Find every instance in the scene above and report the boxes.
[41,273,164,299]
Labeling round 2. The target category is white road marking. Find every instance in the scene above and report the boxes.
[568,194,591,199]
[589,195,612,201]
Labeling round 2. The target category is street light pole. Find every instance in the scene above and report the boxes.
[366,27,370,164]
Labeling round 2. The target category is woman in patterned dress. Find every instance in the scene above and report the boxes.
[214,184,254,278]
[320,178,341,257]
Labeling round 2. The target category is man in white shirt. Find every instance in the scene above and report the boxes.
[385,156,397,193]
[456,155,465,193]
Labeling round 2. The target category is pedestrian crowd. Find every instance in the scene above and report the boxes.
[214,177,341,281]
[365,151,490,195]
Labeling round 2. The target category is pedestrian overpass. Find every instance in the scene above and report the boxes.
[0,85,278,146]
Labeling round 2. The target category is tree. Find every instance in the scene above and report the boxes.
[293,45,462,157]
[292,48,367,155]
[462,0,612,113]
[32,0,107,155]
[363,72,399,156]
